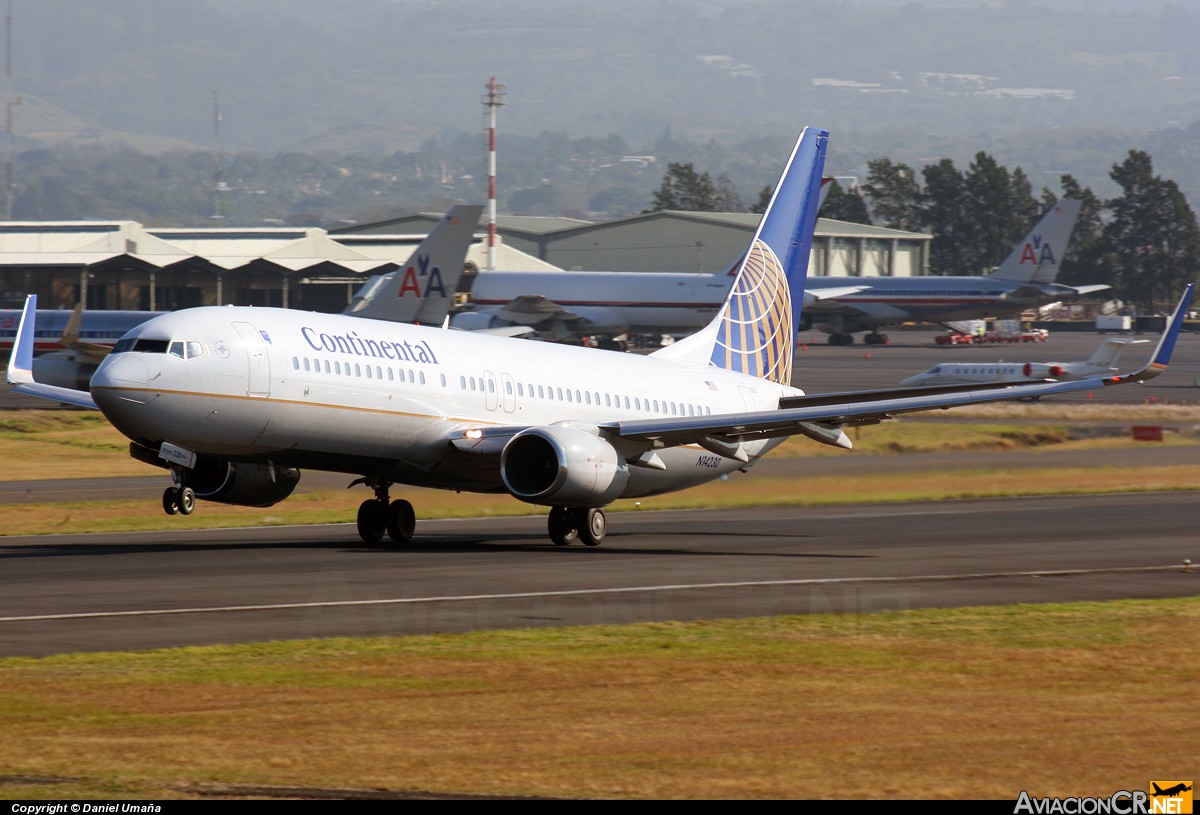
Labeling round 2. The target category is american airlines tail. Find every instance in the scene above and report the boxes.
[342,204,482,324]
[652,128,828,385]
[986,198,1082,285]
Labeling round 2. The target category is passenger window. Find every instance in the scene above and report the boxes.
[538,385,545,399]
[387,368,394,381]
[323,360,330,374]
[303,358,311,372]
[292,356,299,370]
[459,375,466,389]
[488,379,495,393]
[354,363,361,377]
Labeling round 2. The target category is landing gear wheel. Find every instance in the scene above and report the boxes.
[548,506,579,546]
[829,333,854,346]
[864,332,888,345]
[386,499,416,544]
[356,499,386,544]
[162,487,178,516]
[176,486,196,516]
[577,507,606,547]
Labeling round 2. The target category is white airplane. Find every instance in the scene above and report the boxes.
[7,128,1192,548]
[803,198,1110,345]
[900,337,1150,387]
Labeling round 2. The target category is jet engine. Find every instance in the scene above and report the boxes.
[31,356,98,391]
[186,458,302,507]
[500,424,629,507]
[1023,363,1064,378]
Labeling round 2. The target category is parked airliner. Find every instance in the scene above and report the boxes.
[803,198,1108,345]
[8,128,1190,547]
[900,337,1149,386]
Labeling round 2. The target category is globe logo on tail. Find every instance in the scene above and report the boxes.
[710,238,793,385]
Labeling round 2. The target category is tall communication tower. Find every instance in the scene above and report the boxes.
[4,0,20,221]
[481,76,505,271]
[211,90,224,220]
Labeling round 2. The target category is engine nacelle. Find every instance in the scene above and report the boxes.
[187,459,301,507]
[500,424,629,507]
[32,356,98,391]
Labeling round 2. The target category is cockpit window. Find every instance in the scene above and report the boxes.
[186,342,204,359]
[169,341,185,359]
[110,338,171,354]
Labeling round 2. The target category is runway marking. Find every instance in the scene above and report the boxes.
[0,565,1187,623]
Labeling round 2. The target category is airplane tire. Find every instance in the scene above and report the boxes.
[357,499,386,544]
[162,487,178,516]
[386,499,416,544]
[177,486,196,516]
[548,506,579,546]
[577,508,606,547]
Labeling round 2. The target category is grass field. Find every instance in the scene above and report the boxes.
[0,598,1195,800]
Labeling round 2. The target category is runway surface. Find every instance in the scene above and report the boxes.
[1,493,1197,658]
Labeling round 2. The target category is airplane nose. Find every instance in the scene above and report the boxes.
[93,353,148,391]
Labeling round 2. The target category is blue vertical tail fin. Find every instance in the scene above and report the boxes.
[652,128,828,384]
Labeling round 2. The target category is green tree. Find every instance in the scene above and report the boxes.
[920,158,970,275]
[1100,150,1200,311]
[1054,174,1108,289]
[821,179,871,224]
[861,157,922,231]
[647,162,717,212]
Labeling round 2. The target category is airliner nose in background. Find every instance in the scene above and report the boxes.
[8,127,1192,548]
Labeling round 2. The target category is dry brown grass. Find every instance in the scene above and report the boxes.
[0,600,1195,799]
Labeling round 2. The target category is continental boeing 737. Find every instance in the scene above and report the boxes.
[7,128,1191,547]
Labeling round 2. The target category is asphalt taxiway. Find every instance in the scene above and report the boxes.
[1,493,1196,658]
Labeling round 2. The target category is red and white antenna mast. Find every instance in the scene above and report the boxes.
[481,76,505,271]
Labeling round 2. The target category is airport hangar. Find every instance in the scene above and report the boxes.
[0,214,929,313]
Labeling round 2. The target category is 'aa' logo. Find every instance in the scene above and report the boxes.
[396,252,446,299]
[1019,233,1057,265]
[1150,781,1194,814]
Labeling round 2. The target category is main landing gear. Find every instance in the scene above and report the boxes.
[548,506,607,547]
[351,478,415,545]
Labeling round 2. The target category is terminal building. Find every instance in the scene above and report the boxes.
[0,213,930,313]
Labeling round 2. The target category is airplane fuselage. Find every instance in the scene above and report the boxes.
[804,275,1074,334]
[91,306,793,499]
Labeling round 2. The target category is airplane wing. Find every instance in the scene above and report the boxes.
[449,284,1192,457]
[803,285,868,303]
[613,284,1190,450]
[490,294,582,326]
[5,295,98,409]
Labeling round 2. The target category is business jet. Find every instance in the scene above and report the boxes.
[8,127,1191,548]
[804,197,1112,345]
[900,337,1150,386]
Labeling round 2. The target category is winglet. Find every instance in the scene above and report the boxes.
[5,293,98,409]
[1105,283,1193,385]
[6,294,36,385]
